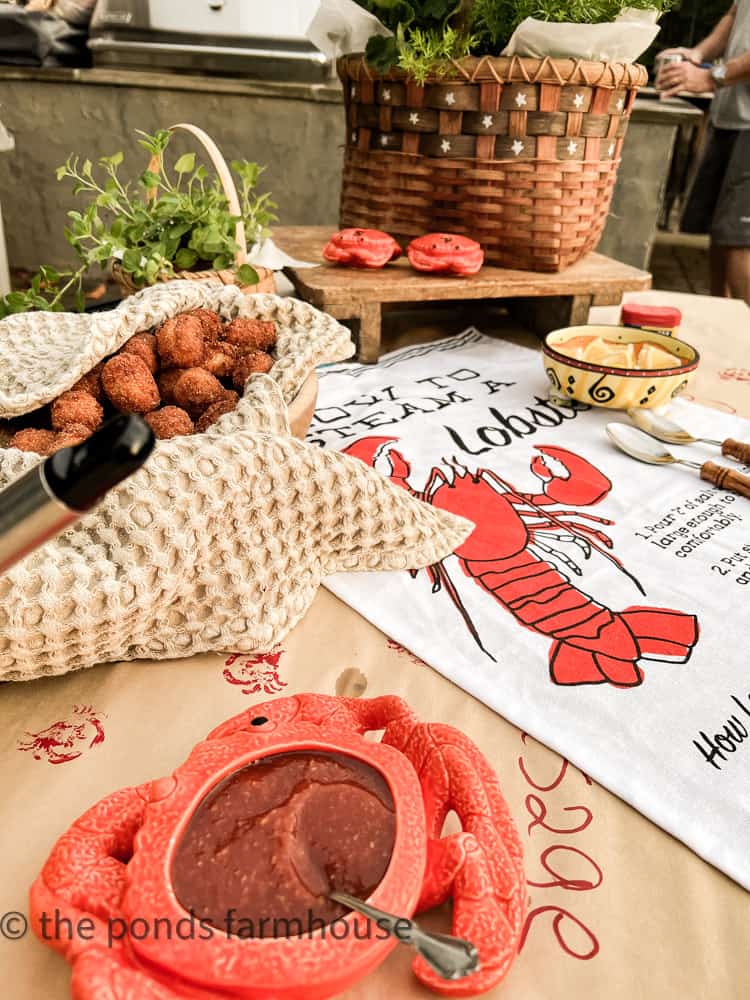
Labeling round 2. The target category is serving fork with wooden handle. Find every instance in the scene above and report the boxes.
[719,438,750,464]
[698,461,750,499]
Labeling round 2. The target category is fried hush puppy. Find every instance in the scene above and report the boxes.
[15,310,277,450]
[195,393,239,433]
[223,317,277,352]
[50,390,103,432]
[156,314,205,368]
[71,363,104,401]
[53,423,92,450]
[9,428,58,455]
[188,308,224,342]
[120,332,159,373]
[156,368,183,406]
[231,350,273,390]
[173,368,227,413]
[101,354,160,414]
[144,406,194,440]
[11,423,93,455]
[202,342,236,379]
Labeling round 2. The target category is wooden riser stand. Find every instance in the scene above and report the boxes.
[275,226,652,362]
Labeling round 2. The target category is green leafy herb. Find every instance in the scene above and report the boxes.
[0,264,88,319]
[236,263,260,286]
[1,130,277,317]
[396,24,477,82]
[355,0,677,78]
[365,33,401,72]
[358,0,472,77]
[471,0,677,52]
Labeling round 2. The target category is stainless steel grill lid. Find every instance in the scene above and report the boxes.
[89,0,330,81]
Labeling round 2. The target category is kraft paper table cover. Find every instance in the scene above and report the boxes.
[312,330,750,890]
[3,591,747,1000]
[1,296,748,1000]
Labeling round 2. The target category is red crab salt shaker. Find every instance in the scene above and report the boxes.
[30,694,527,999]
[407,234,484,276]
[323,228,402,269]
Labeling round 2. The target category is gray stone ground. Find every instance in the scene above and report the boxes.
[650,233,711,295]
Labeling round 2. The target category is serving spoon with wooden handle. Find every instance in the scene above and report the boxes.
[607,423,750,499]
[628,408,750,465]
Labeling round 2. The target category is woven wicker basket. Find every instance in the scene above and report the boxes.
[111,123,275,297]
[338,55,648,273]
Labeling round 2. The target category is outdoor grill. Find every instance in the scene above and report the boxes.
[88,0,330,81]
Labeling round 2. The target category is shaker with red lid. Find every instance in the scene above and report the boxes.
[620,303,683,337]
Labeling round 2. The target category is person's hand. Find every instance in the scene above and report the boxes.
[657,61,715,99]
[657,46,703,64]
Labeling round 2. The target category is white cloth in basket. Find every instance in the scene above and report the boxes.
[0,282,471,680]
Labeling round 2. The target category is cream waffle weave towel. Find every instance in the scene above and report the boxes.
[0,279,353,415]
[0,282,471,680]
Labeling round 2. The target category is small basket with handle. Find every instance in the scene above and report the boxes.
[111,123,276,297]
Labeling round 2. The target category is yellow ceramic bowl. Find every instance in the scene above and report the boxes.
[542,325,700,410]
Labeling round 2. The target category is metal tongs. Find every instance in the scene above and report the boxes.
[0,415,154,576]
[330,890,480,982]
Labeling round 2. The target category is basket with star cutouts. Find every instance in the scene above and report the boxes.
[338,55,648,273]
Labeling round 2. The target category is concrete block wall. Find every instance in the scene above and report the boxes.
[0,70,344,271]
[0,69,703,275]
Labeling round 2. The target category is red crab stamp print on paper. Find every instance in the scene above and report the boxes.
[223,649,287,696]
[719,368,750,383]
[386,638,425,666]
[17,705,106,765]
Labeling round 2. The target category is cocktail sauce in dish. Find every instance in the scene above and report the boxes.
[172,750,396,936]
[31,693,530,998]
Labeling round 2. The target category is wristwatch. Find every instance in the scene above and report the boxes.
[710,61,728,87]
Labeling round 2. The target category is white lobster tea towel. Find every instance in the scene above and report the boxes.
[309,331,750,889]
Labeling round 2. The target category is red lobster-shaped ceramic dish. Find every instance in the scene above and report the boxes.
[31,694,527,999]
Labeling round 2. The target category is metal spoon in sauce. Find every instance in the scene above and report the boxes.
[606,423,750,499]
[628,408,750,465]
[330,890,480,982]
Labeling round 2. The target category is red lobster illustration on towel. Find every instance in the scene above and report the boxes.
[345,437,699,689]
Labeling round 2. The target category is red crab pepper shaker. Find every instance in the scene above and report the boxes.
[407,234,484,276]
[30,694,527,999]
[323,229,402,269]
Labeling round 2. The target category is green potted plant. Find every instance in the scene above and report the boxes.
[359,1,675,79]
[335,1,673,272]
[0,124,276,318]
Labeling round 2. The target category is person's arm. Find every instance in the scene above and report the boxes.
[695,4,738,61]
[724,49,750,85]
[657,6,747,98]
[658,48,750,99]
[658,5,737,65]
